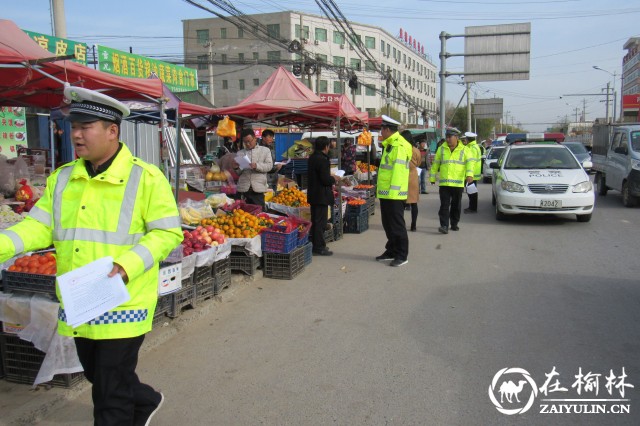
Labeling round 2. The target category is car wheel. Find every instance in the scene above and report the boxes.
[595,173,608,196]
[576,213,592,223]
[491,191,496,206]
[495,200,506,221]
[622,181,638,207]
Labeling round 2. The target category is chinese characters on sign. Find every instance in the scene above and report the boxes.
[0,107,28,159]
[23,30,88,65]
[97,45,198,93]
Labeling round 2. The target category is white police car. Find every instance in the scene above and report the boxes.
[490,140,594,222]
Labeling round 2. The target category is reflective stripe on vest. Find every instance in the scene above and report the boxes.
[0,230,24,254]
[59,307,148,324]
[147,216,181,232]
[378,190,390,196]
[390,185,402,191]
[28,206,52,227]
[440,178,464,184]
[379,164,393,170]
[53,165,144,245]
[131,244,154,272]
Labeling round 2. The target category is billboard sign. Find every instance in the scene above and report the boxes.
[474,98,504,119]
[23,30,88,65]
[0,106,27,159]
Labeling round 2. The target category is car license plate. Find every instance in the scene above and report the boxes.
[539,199,562,208]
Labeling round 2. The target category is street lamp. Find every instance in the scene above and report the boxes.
[593,66,617,122]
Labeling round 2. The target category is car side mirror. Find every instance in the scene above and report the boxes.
[582,161,592,170]
[489,162,500,169]
[613,146,628,155]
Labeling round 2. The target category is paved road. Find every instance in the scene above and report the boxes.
[32,183,640,425]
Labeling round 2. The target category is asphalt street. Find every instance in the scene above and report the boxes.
[4,182,640,425]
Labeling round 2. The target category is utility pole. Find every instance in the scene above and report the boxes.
[604,82,610,123]
[300,14,306,89]
[51,0,67,38]
[205,40,215,106]
[466,82,471,132]
[316,61,321,96]
[386,69,392,116]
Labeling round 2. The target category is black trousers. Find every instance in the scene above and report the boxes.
[310,204,329,251]
[75,335,161,426]
[241,189,265,210]
[407,203,418,228]
[466,180,478,211]
[438,186,464,228]
[379,199,409,261]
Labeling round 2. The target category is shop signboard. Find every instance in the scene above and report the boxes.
[96,45,197,93]
[0,107,27,159]
[23,30,88,65]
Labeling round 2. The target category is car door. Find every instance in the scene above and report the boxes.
[608,131,627,191]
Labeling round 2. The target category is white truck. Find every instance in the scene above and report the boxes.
[591,123,640,207]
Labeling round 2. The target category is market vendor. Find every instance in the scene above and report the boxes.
[0,86,183,425]
[233,128,273,209]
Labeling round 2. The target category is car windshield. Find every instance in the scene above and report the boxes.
[564,142,588,155]
[504,147,580,169]
[488,148,505,160]
[631,131,640,152]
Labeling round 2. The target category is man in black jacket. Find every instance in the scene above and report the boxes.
[308,136,337,256]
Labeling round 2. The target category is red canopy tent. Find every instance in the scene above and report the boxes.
[300,94,369,129]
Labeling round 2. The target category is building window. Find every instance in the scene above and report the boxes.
[197,55,208,70]
[365,36,375,49]
[220,28,227,39]
[295,25,310,40]
[350,58,361,71]
[267,51,281,63]
[199,81,209,95]
[319,80,328,93]
[333,56,345,67]
[333,31,345,45]
[381,40,385,52]
[267,24,280,39]
[365,60,375,72]
[196,29,209,45]
[393,47,397,60]
[316,53,327,64]
[238,27,244,38]
[333,80,345,94]
[352,84,361,95]
[222,80,228,90]
[238,53,245,63]
[253,78,259,86]
[381,63,385,72]
[253,52,259,60]
[315,28,327,42]
[365,84,376,96]
[403,54,406,64]
[366,108,376,117]
[239,79,245,90]
[221,54,227,64]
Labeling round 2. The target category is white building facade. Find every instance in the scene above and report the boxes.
[183,11,437,125]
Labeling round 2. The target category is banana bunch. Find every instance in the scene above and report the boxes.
[180,206,205,225]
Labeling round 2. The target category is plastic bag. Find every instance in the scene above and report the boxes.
[216,116,236,138]
[178,198,215,225]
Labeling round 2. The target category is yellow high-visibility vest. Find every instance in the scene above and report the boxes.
[430,142,473,187]
[377,132,412,200]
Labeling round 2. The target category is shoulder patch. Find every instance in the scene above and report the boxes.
[131,157,162,177]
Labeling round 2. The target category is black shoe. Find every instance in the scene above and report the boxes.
[404,206,411,211]
[463,208,477,214]
[410,226,416,232]
[139,392,164,426]
[451,225,459,231]
[313,248,333,256]
[376,252,395,261]
[390,258,408,267]
[438,226,448,234]
[421,191,428,194]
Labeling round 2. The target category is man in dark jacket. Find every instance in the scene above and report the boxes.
[307,136,337,256]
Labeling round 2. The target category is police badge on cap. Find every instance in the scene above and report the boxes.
[63,86,130,124]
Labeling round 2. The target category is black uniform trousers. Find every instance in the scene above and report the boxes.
[379,199,409,261]
[466,180,478,211]
[310,204,329,252]
[438,186,464,228]
[75,335,161,426]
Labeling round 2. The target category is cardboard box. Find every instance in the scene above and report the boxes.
[158,263,182,296]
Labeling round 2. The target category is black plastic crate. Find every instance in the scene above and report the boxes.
[193,265,212,286]
[169,285,196,318]
[213,257,231,295]
[334,225,343,241]
[155,294,172,316]
[346,203,367,217]
[367,197,375,216]
[302,242,313,267]
[2,270,56,297]
[263,245,305,280]
[195,278,215,303]
[229,249,260,276]
[344,211,369,234]
[323,228,334,243]
[0,333,84,388]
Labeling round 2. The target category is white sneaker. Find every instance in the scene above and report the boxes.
[144,392,164,426]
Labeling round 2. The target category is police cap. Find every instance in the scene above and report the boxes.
[64,86,130,124]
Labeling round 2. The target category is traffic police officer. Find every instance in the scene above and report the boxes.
[0,87,183,425]
[462,131,482,213]
[430,128,474,233]
[375,115,412,267]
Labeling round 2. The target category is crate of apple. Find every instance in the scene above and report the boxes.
[182,226,226,256]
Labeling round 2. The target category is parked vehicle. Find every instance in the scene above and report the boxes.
[591,123,640,207]
[562,141,592,172]
[482,146,506,183]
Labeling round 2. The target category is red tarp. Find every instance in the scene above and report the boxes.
[0,19,164,108]
[301,94,368,128]
[212,66,367,128]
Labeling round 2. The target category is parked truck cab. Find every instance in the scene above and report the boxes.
[591,123,640,207]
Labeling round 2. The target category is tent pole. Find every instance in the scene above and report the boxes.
[336,115,342,170]
[49,116,55,170]
[174,105,182,200]
[134,121,140,157]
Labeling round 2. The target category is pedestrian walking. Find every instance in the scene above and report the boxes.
[307,136,337,256]
[234,128,273,209]
[0,87,183,425]
[430,128,474,234]
[400,130,421,232]
[419,139,430,194]
[375,115,413,267]
[462,131,482,213]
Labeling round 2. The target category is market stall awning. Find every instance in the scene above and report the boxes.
[299,94,368,129]
[0,19,164,108]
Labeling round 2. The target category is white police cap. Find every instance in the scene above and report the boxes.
[464,131,477,139]
[64,86,130,123]
[381,114,401,127]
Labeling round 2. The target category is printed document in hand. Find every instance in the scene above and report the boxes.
[274,159,291,166]
[235,154,252,170]
[57,257,130,328]
[466,183,478,194]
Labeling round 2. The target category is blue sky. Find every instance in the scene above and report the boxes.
[4,0,640,132]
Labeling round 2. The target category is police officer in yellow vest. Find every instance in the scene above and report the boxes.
[462,131,482,213]
[375,115,412,267]
[0,87,183,425]
[430,128,474,234]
